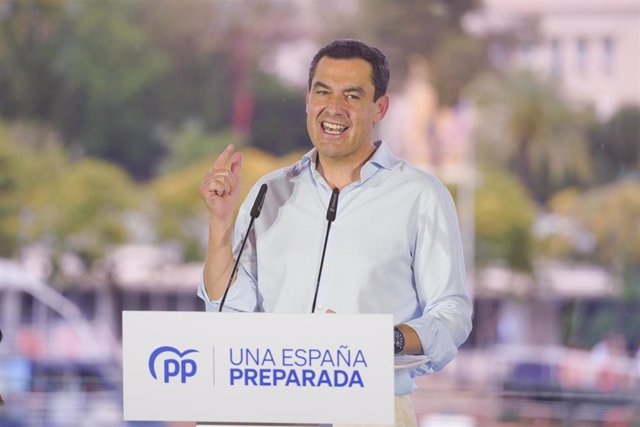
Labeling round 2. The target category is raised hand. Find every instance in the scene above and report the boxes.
[200,144,243,225]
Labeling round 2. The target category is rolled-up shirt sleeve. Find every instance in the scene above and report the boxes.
[405,178,473,374]
[197,265,258,312]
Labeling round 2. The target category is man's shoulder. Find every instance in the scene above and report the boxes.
[246,156,309,196]
[390,159,448,191]
[238,158,307,215]
[258,157,307,186]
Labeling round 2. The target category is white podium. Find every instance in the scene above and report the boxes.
[122,311,394,425]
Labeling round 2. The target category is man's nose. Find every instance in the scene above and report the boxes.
[325,95,346,115]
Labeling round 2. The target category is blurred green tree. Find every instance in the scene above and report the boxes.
[26,157,139,279]
[0,126,33,257]
[549,180,640,298]
[0,120,140,285]
[588,105,640,184]
[0,120,68,257]
[159,125,242,176]
[474,170,535,271]
[430,35,487,106]
[470,71,592,201]
[324,0,486,106]
[135,0,236,132]
[0,0,304,177]
[57,0,170,179]
[251,73,309,155]
[137,0,301,139]
[0,0,69,119]
[0,0,171,178]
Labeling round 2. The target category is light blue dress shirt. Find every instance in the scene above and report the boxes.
[198,141,473,395]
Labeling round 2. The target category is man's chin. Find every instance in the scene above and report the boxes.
[315,140,345,153]
[317,147,357,164]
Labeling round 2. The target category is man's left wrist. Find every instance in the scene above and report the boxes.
[394,327,405,354]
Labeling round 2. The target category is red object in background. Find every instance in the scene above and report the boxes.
[231,89,254,135]
[603,407,632,427]
[16,326,44,359]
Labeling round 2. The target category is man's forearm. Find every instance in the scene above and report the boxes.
[203,218,236,300]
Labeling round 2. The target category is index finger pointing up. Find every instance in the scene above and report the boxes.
[210,144,235,172]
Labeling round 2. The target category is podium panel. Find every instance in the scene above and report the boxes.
[123,311,394,425]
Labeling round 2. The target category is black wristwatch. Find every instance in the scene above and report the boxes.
[394,327,405,354]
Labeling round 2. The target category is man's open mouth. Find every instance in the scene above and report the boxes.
[321,121,349,135]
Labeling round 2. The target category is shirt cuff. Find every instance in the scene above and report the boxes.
[404,315,458,374]
[196,266,258,312]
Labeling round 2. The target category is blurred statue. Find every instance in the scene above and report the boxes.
[404,56,439,169]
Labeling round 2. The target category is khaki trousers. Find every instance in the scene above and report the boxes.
[197,396,417,427]
[334,395,417,427]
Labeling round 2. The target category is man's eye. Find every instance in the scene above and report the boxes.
[346,94,360,100]
[316,90,329,95]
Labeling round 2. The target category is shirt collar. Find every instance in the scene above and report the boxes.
[301,140,395,175]
[366,140,396,171]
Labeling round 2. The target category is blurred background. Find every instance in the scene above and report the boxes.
[0,0,639,425]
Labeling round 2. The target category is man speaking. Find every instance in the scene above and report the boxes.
[198,39,472,426]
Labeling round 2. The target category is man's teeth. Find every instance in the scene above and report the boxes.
[322,122,347,134]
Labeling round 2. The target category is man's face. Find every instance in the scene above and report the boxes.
[306,56,388,165]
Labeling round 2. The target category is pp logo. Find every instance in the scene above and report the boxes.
[148,346,198,383]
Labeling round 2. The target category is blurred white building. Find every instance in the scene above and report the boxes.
[465,0,640,118]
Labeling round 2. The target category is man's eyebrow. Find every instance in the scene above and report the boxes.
[343,86,366,96]
[312,82,367,96]
[312,81,331,90]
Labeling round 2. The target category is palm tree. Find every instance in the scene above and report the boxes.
[470,70,592,200]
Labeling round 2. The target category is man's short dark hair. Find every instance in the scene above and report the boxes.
[308,39,390,101]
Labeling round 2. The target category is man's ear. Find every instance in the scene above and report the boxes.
[373,94,389,124]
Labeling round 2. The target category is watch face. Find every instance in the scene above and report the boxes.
[394,328,405,354]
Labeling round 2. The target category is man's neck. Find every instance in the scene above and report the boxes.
[316,144,377,190]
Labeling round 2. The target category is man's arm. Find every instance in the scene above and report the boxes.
[199,144,243,300]
[404,178,473,371]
